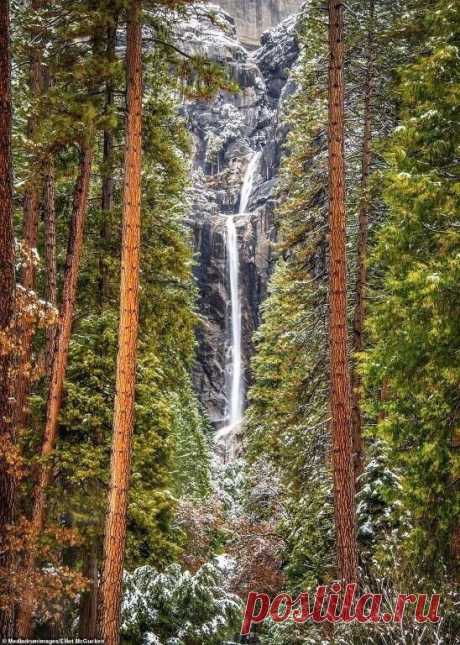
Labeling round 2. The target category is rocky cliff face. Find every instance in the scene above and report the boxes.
[214,0,303,48]
[178,4,302,427]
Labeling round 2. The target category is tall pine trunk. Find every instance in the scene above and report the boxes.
[351,0,375,483]
[14,0,44,433]
[327,0,358,585]
[0,0,16,637]
[98,2,142,642]
[16,144,93,638]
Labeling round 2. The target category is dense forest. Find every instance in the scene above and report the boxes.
[0,0,458,643]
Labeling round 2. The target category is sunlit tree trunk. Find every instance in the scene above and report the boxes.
[327,0,358,585]
[0,0,16,637]
[16,144,93,638]
[351,0,375,484]
[34,143,93,535]
[98,2,142,642]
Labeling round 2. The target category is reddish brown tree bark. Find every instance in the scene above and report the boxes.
[16,144,93,638]
[327,0,358,585]
[98,2,142,642]
[0,0,16,637]
[351,0,375,483]
[34,143,93,538]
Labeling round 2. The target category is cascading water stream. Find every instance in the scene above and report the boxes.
[239,151,261,216]
[226,216,242,427]
[215,151,261,457]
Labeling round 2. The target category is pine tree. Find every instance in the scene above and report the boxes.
[0,0,15,637]
[327,0,358,585]
[362,0,460,577]
[13,1,123,633]
[13,0,45,437]
[98,2,143,641]
[245,0,408,597]
[0,0,218,636]
[121,561,241,644]
[17,144,94,638]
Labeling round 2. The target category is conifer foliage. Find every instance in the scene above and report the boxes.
[362,0,460,574]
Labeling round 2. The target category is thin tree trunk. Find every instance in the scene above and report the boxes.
[327,0,358,585]
[351,0,375,484]
[78,548,99,639]
[0,0,16,637]
[34,143,93,538]
[16,144,93,638]
[13,0,44,433]
[99,133,114,306]
[98,2,142,642]
[44,158,58,377]
[99,21,117,307]
[21,0,43,292]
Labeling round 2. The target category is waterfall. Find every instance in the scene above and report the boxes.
[215,151,260,457]
[226,216,242,427]
[239,152,261,216]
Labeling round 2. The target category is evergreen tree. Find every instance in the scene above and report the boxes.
[4,0,215,636]
[13,0,46,439]
[17,143,94,639]
[0,0,16,637]
[121,561,241,644]
[327,0,358,585]
[98,1,143,641]
[246,0,414,596]
[362,0,460,577]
